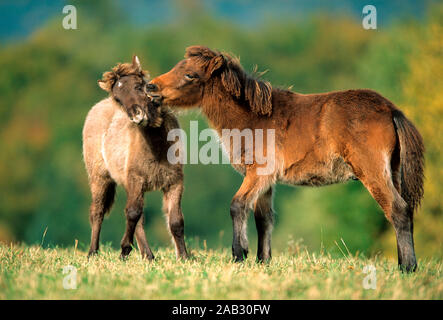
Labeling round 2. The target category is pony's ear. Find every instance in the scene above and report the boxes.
[132,55,142,73]
[98,79,111,92]
[245,78,273,116]
[206,55,225,77]
[98,70,116,92]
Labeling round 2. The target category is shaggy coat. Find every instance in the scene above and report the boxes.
[83,56,188,260]
[147,46,424,272]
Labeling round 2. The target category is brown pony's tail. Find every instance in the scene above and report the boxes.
[392,110,425,217]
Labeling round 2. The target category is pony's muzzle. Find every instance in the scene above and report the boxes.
[130,104,148,126]
[146,82,163,103]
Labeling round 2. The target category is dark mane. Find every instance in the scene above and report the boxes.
[98,62,148,92]
[185,46,272,116]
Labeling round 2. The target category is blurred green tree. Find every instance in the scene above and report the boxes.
[0,1,440,259]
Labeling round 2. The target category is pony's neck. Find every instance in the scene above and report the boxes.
[200,80,251,133]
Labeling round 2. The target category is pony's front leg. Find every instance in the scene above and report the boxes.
[231,173,273,262]
[254,186,274,263]
[88,178,116,258]
[135,213,155,260]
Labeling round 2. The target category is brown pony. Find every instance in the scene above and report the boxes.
[147,46,424,272]
[82,56,188,260]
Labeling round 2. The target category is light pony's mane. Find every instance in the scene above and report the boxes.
[98,62,148,92]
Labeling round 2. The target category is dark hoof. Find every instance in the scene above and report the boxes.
[399,263,417,273]
[141,252,155,261]
[232,246,248,262]
[256,255,272,264]
[398,254,417,273]
[120,246,133,260]
[87,250,98,259]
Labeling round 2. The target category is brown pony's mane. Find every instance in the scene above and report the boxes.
[98,62,148,92]
[185,46,273,116]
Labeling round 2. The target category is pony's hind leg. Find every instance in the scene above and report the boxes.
[163,183,188,260]
[253,187,274,262]
[135,213,155,260]
[392,198,416,272]
[350,152,417,272]
[390,151,417,272]
[120,180,145,259]
[88,178,116,257]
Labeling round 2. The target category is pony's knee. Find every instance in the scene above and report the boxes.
[126,206,142,223]
[230,199,246,219]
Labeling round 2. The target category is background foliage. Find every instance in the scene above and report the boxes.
[0,0,441,259]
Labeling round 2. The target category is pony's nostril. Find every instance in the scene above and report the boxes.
[146,83,158,92]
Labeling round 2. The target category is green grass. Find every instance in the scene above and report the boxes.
[0,243,441,299]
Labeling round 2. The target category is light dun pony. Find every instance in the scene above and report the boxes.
[82,56,188,260]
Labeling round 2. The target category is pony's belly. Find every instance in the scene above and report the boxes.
[103,135,182,189]
[281,156,356,187]
[143,162,183,191]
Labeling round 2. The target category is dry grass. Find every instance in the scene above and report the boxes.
[0,243,441,299]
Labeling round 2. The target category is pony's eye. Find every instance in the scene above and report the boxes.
[184,74,197,81]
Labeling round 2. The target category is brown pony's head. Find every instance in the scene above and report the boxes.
[98,55,162,127]
[147,46,272,116]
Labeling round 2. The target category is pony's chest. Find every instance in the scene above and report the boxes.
[102,116,181,189]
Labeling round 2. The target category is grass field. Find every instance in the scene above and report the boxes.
[0,243,442,300]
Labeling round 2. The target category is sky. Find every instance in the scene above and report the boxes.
[0,0,429,44]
